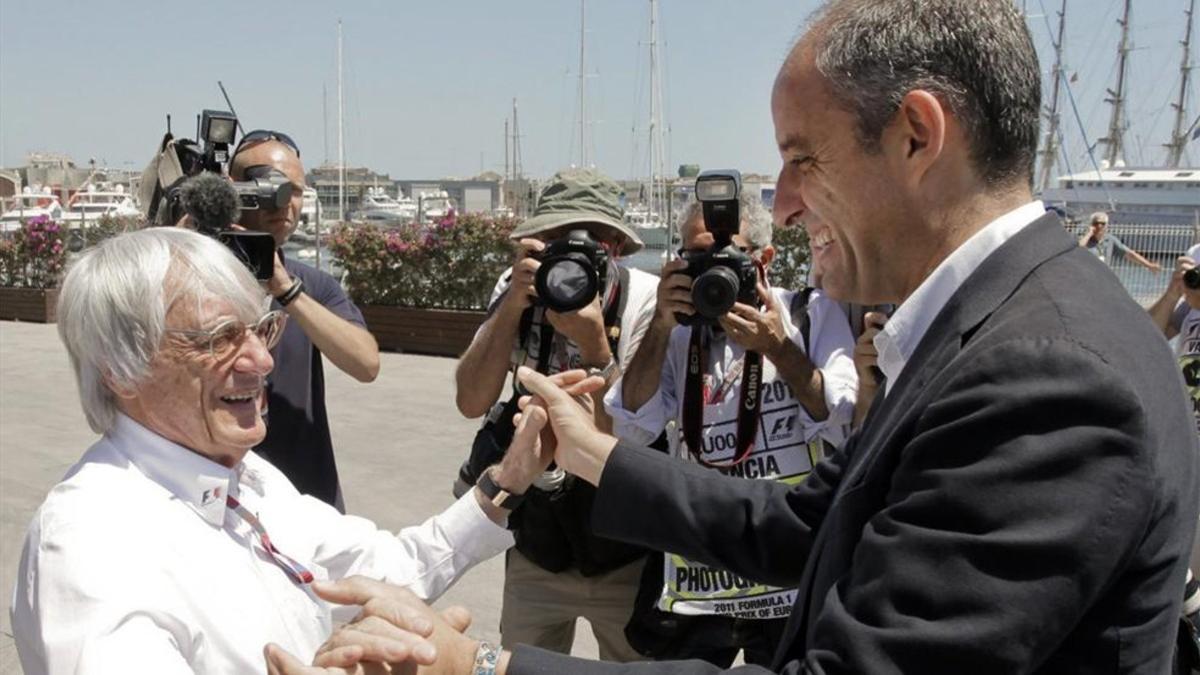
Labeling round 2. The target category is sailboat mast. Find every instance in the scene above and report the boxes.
[578,0,588,168]
[1166,0,1196,168]
[1100,0,1132,167]
[1038,0,1067,193]
[513,99,523,180]
[337,19,346,222]
[648,0,667,221]
[323,84,329,167]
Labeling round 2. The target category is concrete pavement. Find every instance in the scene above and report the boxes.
[0,321,602,672]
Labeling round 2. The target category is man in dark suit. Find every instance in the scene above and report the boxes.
[267,0,1199,673]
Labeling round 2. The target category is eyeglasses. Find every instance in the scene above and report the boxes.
[233,130,301,159]
[166,310,288,360]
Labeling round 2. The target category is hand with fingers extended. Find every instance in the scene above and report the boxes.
[719,281,788,358]
[499,239,545,316]
[489,403,552,496]
[266,576,491,675]
[654,258,694,328]
[516,366,616,486]
[264,576,455,675]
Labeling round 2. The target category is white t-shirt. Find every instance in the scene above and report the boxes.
[604,286,858,619]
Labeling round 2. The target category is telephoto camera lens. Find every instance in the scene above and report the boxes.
[1184,267,1200,290]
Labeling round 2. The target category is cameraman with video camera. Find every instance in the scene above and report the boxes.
[606,170,857,667]
[453,168,658,661]
[226,130,380,512]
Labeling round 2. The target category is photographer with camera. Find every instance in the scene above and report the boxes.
[606,171,856,667]
[1147,244,1200,673]
[228,131,380,512]
[1149,243,1200,432]
[453,168,658,661]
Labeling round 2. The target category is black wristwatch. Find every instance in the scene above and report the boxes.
[477,467,525,511]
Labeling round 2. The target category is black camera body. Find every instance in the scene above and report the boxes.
[675,169,758,326]
[235,164,294,211]
[163,109,292,280]
[1184,267,1200,290]
[533,229,610,313]
[677,246,758,326]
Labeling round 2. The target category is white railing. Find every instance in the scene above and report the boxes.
[1068,221,1199,305]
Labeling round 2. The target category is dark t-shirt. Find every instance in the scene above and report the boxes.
[255,255,365,511]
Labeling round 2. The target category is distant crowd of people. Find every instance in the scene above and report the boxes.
[9,0,1200,674]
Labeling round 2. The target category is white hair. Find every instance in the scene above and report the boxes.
[681,190,774,250]
[57,228,269,433]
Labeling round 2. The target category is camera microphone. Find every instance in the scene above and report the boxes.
[178,172,276,281]
[179,172,241,234]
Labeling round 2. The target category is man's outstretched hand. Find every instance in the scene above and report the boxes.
[516,366,618,486]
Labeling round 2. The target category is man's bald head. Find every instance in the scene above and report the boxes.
[230,139,306,246]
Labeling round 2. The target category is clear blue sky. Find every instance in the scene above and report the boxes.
[0,0,1195,181]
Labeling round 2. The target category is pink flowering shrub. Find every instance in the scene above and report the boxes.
[0,216,67,288]
[327,213,518,309]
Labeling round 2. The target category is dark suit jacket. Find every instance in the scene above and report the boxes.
[506,214,1199,674]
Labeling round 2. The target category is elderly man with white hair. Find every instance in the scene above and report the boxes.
[10,227,559,674]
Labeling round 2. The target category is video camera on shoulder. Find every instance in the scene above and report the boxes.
[532,229,610,313]
[157,110,292,281]
[676,169,758,326]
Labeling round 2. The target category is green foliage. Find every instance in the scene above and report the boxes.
[0,216,67,288]
[327,213,519,309]
[768,224,811,292]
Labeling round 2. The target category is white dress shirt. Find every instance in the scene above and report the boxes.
[11,414,514,674]
[875,201,1046,395]
[605,286,858,449]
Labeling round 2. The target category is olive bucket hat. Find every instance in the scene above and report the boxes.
[510,168,645,255]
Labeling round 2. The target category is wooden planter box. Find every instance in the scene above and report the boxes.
[361,305,487,358]
[0,287,59,323]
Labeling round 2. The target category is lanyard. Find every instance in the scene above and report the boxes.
[681,326,763,468]
[226,495,314,586]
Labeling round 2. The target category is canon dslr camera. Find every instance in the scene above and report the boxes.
[533,229,610,313]
[676,170,758,326]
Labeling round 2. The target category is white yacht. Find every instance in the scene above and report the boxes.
[64,183,140,229]
[353,186,417,225]
[625,203,669,248]
[0,187,65,232]
[293,187,323,243]
[1039,167,1200,226]
[417,189,454,222]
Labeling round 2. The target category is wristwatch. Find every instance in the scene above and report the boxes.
[587,357,619,383]
[477,466,525,510]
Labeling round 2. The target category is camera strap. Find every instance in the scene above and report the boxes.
[682,326,763,468]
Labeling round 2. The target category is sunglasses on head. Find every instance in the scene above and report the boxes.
[233,130,300,159]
